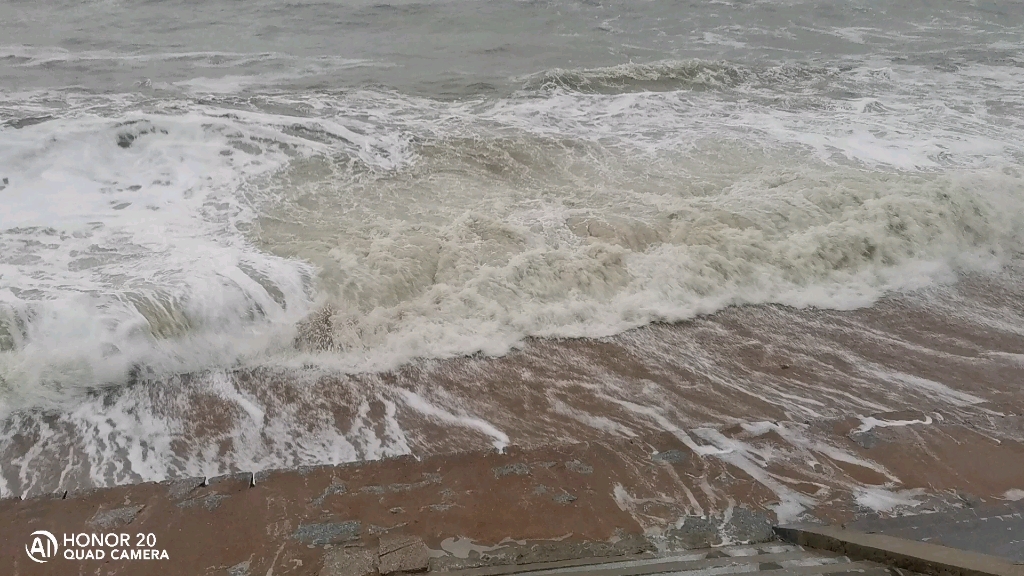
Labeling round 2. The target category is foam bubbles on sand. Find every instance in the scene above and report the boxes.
[398,389,509,451]
[854,487,927,513]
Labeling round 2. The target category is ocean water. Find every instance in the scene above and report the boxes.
[1,0,1023,498]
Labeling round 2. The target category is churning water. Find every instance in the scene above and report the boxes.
[1,0,1023,497]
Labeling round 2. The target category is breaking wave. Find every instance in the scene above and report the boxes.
[2,53,1024,413]
[522,59,849,94]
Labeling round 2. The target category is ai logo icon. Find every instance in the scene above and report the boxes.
[26,530,59,563]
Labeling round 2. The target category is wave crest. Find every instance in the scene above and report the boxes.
[523,59,845,94]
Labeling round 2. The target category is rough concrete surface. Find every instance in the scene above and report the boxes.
[320,547,379,576]
[847,503,1024,563]
[775,523,1024,576]
[379,534,429,574]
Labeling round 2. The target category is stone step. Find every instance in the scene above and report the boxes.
[844,503,1024,563]
[766,566,895,576]
[511,557,870,576]
[445,548,869,576]
[775,523,1024,576]
[847,502,1024,533]
[443,545,814,576]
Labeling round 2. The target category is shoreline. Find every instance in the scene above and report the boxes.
[3,409,1024,574]
[3,268,1023,574]
[2,268,1024,499]
[2,270,1024,569]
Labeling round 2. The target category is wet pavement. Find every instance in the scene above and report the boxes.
[3,411,1024,575]
[848,502,1024,563]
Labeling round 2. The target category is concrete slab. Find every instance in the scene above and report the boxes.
[775,524,1024,576]
[445,544,879,576]
[379,534,429,574]
[846,503,1024,563]
[320,547,379,576]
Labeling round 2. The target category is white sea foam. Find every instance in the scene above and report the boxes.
[236,57,1024,383]
[852,415,933,435]
[0,45,276,67]
[3,59,1024,409]
[0,110,297,409]
[3,50,1024,496]
[0,369,417,495]
[0,93,414,411]
[854,486,926,512]
[693,427,816,523]
[860,366,985,408]
[398,389,509,450]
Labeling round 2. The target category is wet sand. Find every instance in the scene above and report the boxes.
[2,268,1024,573]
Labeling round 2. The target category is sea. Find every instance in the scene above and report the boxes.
[1,0,1023,499]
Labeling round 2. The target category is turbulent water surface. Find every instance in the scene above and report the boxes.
[1,0,1024,498]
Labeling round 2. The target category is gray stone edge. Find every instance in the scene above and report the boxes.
[441,552,658,576]
[774,524,1024,576]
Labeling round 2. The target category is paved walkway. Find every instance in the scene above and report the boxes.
[848,502,1024,563]
[439,542,896,576]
